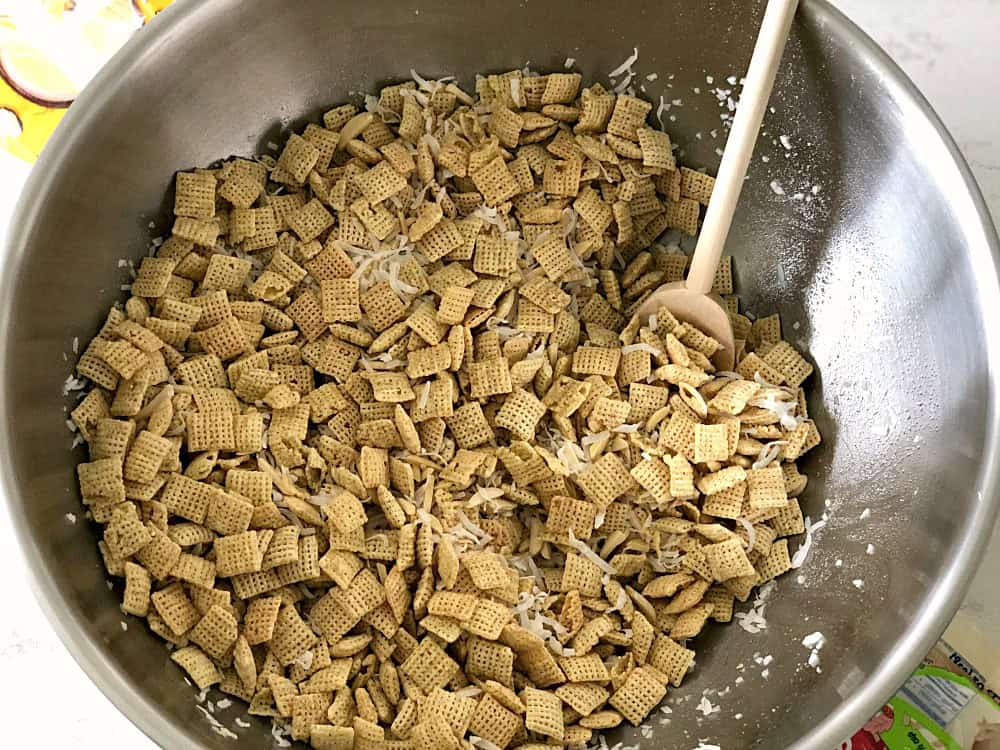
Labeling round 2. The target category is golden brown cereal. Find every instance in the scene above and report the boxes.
[122,561,152,616]
[703,537,757,581]
[572,346,621,377]
[401,638,459,694]
[562,552,604,596]
[66,69,823,748]
[747,465,789,509]
[171,646,223,690]
[609,666,667,726]
[694,422,731,463]
[360,282,408,332]
[320,278,362,323]
[215,530,263,577]
[468,694,521,748]
[436,285,476,325]
[576,453,632,506]
[556,682,609,717]
[446,403,493,449]
[495,388,546,440]
[607,95,653,140]
[524,686,564,740]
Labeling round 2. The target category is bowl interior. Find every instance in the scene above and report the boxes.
[3,0,998,748]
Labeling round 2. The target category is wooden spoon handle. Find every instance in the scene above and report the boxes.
[685,0,799,295]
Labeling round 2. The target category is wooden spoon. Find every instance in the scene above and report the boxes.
[636,0,799,370]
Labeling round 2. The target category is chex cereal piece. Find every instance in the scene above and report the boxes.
[320,278,361,323]
[576,453,631,506]
[418,219,465,262]
[607,95,653,141]
[160,473,216,523]
[638,127,676,172]
[495,388,546,440]
[667,454,697,499]
[572,346,621,377]
[647,635,695,687]
[471,156,519,207]
[665,198,700,236]
[771,497,806,536]
[173,217,219,248]
[556,683,609,717]
[437,285,475,325]
[543,495,597,543]
[468,357,513,399]
[465,598,512,640]
[524,687,564,741]
[468,694,521,748]
[152,582,200,636]
[460,551,506,590]
[580,711,624,730]
[171,646,222,690]
[671,602,714,640]
[360,282,407,332]
[466,637,515,686]
[574,187,614,234]
[694,422,731,463]
[121,561,151,616]
[532,235,577,282]
[696,465,747,496]
[678,166,715,205]
[609,666,666,725]
[356,160,408,204]
[428,591,478,621]
[173,172,216,219]
[757,538,792,582]
[630,458,672,504]
[277,133,319,184]
[123,430,171,483]
[703,482,747,519]
[171,551,216,588]
[402,637,459,694]
[562,552,604,597]
[473,234,519,277]
[189,604,238,661]
[703,537,756,581]
[762,340,814,387]
[709,379,759,415]
[747,465,788,509]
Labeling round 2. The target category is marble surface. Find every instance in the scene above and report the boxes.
[0,1,998,747]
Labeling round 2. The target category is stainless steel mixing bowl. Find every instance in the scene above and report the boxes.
[1,0,998,747]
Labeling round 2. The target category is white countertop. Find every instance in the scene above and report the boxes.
[1,1,997,746]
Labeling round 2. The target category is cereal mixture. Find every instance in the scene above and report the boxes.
[69,68,820,748]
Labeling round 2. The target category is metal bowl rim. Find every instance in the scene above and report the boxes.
[0,0,997,747]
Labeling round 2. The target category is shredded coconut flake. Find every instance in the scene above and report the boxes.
[608,47,639,78]
[697,696,720,716]
[734,518,756,551]
[612,72,635,94]
[790,516,825,569]
[196,706,238,740]
[567,529,615,574]
[751,440,787,470]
